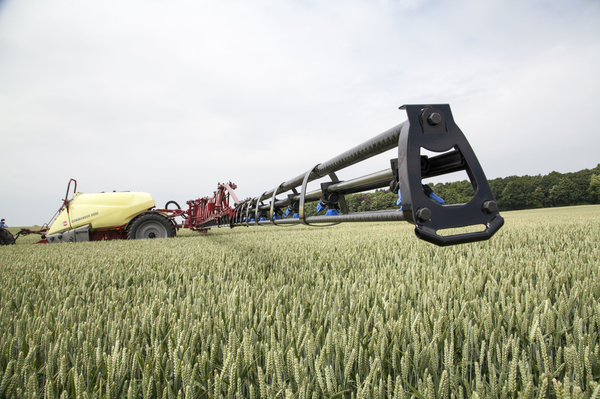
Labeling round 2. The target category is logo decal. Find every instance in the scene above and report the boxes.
[62,221,68,226]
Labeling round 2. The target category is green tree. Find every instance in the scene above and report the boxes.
[370,189,397,211]
[345,194,360,213]
[568,170,594,203]
[489,175,520,208]
[431,180,474,205]
[549,177,576,206]
[590,174,600,203]
[538,171,562,207]
[356,194,371,212]
[500,176,543,210]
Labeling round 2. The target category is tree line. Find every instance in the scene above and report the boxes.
[304,164,600,215]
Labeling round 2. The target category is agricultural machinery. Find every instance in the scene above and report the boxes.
[4,104,503,247]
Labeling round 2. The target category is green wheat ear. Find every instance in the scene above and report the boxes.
[1,206,599,398]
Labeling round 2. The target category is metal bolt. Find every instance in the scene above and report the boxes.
[427,112,442,126]
[416,207,431,222]
[482,200,498,214]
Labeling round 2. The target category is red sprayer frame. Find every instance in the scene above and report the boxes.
[161,182,239,232]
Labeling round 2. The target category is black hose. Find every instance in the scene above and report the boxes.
[165,200,181,209]
[165,200,187,219]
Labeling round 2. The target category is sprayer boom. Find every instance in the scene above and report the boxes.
[223,104,503,246]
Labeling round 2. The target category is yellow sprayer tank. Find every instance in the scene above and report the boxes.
[47,192,155,236]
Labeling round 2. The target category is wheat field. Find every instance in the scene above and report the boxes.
[1,206,599,398]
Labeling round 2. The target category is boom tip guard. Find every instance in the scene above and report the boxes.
[396,104,504,245]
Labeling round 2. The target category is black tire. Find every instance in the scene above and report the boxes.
[127,214,176,240]
[0,228,16,245]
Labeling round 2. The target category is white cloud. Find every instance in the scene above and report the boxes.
[1,0,599,225]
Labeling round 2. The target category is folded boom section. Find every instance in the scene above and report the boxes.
[188,104,504,246]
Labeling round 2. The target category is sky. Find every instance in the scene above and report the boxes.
[1,0,599,226]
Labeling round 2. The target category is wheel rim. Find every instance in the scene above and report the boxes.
[134,220,168,239]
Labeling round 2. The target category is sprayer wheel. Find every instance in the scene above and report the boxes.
[0,228,16,245]
[127,214,176,240]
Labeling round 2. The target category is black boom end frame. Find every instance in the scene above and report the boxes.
[397,104,504,246]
